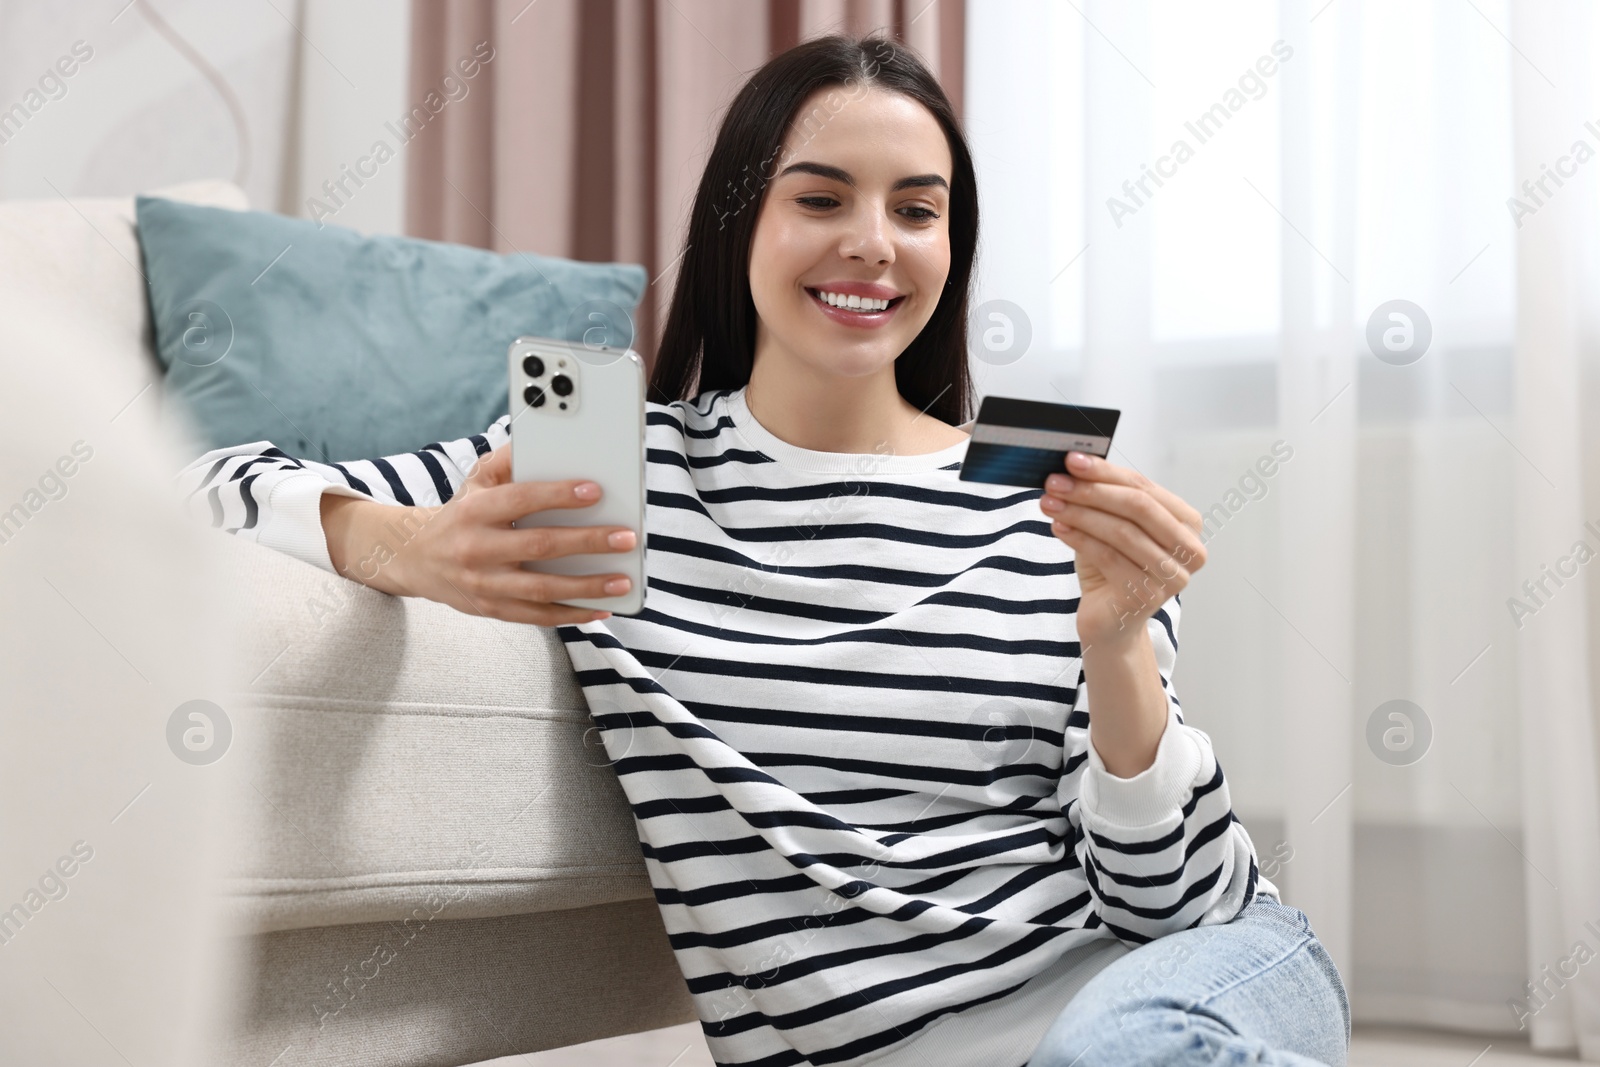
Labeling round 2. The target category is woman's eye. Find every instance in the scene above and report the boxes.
[794,197,940,221]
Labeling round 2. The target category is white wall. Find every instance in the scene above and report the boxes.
[0,0,411,235]
[290,0,412,235]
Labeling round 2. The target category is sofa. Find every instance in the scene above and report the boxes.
[0,180,693,1066]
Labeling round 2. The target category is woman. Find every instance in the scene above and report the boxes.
[179,32,1349,1067]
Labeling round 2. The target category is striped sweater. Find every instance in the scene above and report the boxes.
[176,384,1274,1066]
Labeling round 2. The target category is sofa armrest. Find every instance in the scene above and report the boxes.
[209,531,654,935]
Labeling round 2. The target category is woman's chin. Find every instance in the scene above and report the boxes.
[792,319,908,357]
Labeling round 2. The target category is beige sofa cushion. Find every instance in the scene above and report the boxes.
[213,532,654,934]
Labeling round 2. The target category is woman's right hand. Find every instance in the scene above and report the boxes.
[320,445,636,625]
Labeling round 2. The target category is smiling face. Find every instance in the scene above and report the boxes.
[747,84,954,386]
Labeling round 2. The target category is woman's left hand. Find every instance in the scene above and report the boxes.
[1040,451,1207,651]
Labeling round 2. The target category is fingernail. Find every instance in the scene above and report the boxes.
[604,578,631,594]
[608,530,636,549]
[1068,452,1092,470]
[1047,475,1074,492]
[575,482,600,499]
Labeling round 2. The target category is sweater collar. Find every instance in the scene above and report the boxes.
[722,385,969,476]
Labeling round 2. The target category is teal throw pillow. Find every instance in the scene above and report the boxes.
[135,196,646,460]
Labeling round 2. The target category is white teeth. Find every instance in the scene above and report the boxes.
[815,289,893,312]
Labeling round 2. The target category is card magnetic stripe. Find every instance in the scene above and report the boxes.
[967,424,1113,455]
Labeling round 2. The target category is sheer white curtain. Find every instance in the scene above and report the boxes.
[968,0,1600,1055]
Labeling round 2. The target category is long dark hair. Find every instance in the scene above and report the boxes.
[646,32,978,428]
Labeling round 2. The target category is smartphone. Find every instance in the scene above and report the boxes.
[508,335,647,615]
[958,395,1121,489]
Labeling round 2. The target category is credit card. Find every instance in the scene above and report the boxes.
[958,396,1121,488]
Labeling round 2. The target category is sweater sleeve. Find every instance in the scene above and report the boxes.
[1060,593,1269,945]
[173,416,512,574]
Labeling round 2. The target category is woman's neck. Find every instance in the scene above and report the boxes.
[743,363,967,457]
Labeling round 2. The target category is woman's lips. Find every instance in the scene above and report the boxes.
[805,288,905,329]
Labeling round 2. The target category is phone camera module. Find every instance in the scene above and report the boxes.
[523,384,546,407]
[522,354,545,378]
[550,374,574,397]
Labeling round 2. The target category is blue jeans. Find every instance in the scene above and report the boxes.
[1028,897,1351,1066]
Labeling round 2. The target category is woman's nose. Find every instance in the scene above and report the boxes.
[839,206,893,264]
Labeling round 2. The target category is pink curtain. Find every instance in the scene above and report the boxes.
[404,0,966,368]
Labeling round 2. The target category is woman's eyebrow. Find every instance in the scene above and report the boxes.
[776,160,948,193]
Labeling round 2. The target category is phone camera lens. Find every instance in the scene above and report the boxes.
[524,384,546,407]
[550,374,573,397]
[522,354,545,378]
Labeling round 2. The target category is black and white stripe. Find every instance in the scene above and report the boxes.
[176,386,1272,1067]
